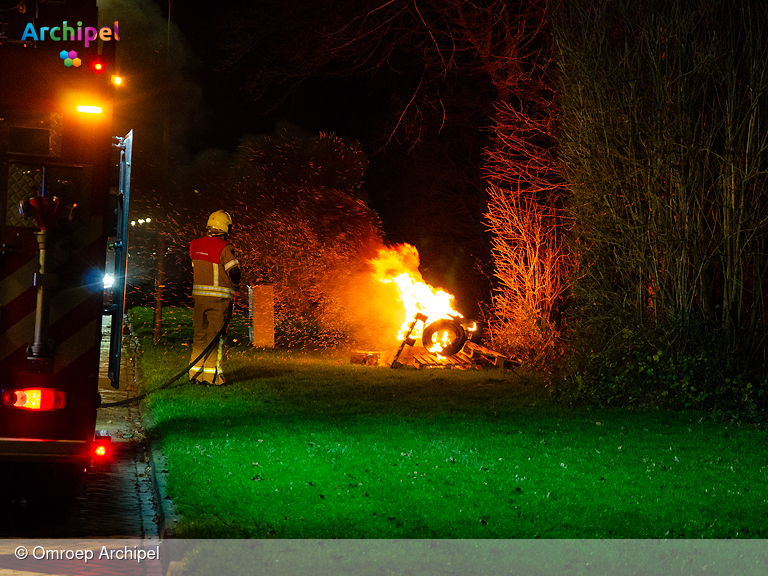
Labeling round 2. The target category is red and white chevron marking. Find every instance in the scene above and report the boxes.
[0,217,105,383]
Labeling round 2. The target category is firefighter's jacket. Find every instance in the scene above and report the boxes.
[189,236,240,299]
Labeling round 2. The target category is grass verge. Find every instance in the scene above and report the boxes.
[130,307,768,539]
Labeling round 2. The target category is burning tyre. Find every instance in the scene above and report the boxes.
[421,318,467,356]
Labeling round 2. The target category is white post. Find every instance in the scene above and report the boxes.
[249,284,275,347]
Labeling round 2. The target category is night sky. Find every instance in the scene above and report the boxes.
[100,0,493,317]
[128,0,384,157]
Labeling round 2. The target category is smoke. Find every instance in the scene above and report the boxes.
[324,251,405,351]
[97,0,203,167]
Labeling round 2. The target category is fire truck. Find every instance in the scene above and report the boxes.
[0,0,131,500]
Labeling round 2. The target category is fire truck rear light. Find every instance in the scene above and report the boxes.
[2,388,66,410]
[93,432,111,458]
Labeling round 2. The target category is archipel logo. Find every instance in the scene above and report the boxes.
[21,21,120,48]
[60,50,81,68]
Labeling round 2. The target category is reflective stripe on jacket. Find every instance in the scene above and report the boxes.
[190,235,239,299]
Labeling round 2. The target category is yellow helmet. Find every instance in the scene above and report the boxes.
[206,210,232,235]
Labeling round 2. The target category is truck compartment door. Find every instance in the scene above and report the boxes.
[105,130,132,389]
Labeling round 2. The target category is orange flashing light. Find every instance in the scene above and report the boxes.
[76,105,103,114]
[2,388,66,411]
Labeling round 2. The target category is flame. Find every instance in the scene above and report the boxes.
[369,244,462,344]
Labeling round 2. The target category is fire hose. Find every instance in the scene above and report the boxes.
[98,315,231,408]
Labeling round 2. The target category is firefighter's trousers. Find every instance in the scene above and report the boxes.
[189,296,232,385]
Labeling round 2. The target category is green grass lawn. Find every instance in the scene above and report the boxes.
[130,307,768,539]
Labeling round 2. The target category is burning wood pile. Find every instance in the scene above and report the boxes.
[350,245,519,370]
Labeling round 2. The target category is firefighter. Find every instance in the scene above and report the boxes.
[188,210,241,385]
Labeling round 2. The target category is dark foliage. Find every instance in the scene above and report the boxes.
[555,0,768,420]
